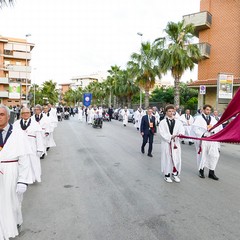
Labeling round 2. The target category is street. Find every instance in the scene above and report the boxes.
[16,117,240,240]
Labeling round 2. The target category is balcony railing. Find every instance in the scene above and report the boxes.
[0,91,9,98]
[183,11,212,37]
[0,77,9,84]
[2,50,31,60]
[198,42,211,59]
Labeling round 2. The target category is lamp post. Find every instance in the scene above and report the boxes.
[32,67,37,107]
[137,32,143,109]
[25,34,31,107]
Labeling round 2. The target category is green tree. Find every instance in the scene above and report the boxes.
[120,69,140,108]
[150,87,174,104]
[149,83,198,110]
[63,89,76,106]
[154,20,201,106]
[128,41,161,108]
[107,65,122,107]
[29,84,45,106]
[41,80,59,105]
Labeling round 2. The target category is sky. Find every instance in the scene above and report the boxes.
[0,0,200,85]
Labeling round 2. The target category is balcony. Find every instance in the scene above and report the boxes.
[198,42,211,59]
[0,91,9,98]
[7,65,31,72]
[0,77,9,84]
[2,50,31,60]
[8,71,31,80]
[183,11,212,37]
[190,42,211,63]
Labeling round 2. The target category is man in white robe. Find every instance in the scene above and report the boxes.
[43,105,57,151]
[153,107,160,126]
[13,107,44,183]
[0,105,32,239]
[179,109,194,145]
[31,105,51,159]
[121,107,129,127]
[159,105,185,183]
[78,107,83,122]
[134,108,145,131]
[48,104,58,128]
[191,104,222,180]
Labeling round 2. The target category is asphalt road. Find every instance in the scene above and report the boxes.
[16,116,240,240]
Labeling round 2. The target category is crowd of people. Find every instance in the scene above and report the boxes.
[0,101,225,239]
[0,104,58,240]
[73,103,223,184]
[136,104,223,183]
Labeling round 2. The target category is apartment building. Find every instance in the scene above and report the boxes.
[0,36,34,107]
[184,0,240,111]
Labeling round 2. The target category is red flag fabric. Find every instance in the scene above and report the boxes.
[210,87,240,131]
[179,113,240,143]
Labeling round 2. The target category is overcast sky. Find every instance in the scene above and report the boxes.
[0,0,200,85]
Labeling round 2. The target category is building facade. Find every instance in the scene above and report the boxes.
[0,36,34,107]
[184,0,240,112]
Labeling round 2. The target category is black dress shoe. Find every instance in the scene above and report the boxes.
[208,170,219,180]
[147,153,153,157]
[141,147,145,154]
[199,169,205,178]
[181,141,185,144]
[17,224,22,234]
[40,153,45,159]
[189,142,194,145]
[46,147,50,151]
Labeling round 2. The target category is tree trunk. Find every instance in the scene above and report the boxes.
[108,89,112,107]
[127,95,132,108]
[113,96,117,108]
[145,89,150,108]
[174,77,180,106]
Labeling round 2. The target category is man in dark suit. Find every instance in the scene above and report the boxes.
[140,107,157,157]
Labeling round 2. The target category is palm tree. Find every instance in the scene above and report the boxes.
[107,65,121,107]
[0,0,13,7]
[120,69,139,108]
[42,80,59,104]
[154,20,201,106]
[128,41,161,108]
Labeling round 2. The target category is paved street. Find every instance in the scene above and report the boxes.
[16,117,240,240]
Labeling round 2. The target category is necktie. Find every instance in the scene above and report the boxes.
[0,129,4,146]
[24,120,27,127]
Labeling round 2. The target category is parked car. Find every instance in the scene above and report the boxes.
[113,108,121,120]
[118,109,134,122]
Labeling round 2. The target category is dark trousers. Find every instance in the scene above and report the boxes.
[141,131,154,154]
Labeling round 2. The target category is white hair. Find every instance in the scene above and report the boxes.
[0,104,10,117]
[35,104,42,110]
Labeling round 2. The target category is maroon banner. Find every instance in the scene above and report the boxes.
[210,87,240,131]
[178,113,240,144]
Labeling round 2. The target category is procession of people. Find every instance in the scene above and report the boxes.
[0,104,57,240]
[0,100,227,239]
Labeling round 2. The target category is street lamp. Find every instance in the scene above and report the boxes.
[32,67,37,107]
[137,32,143,109]
[25,34,31,107]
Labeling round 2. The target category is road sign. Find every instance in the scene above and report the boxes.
[200,85,206,95]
